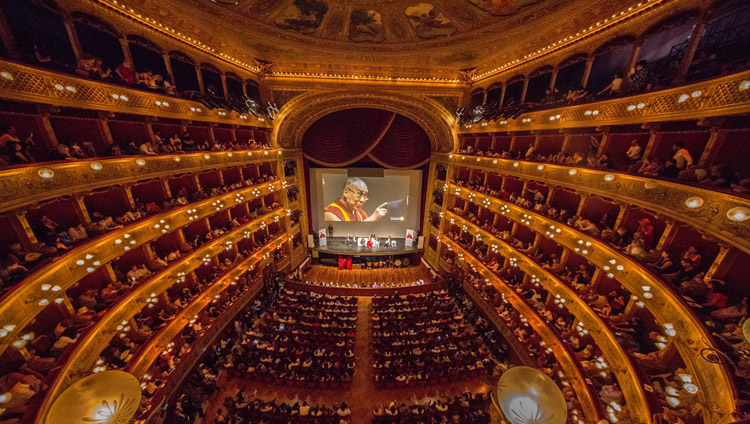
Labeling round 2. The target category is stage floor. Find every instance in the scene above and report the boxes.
[313,237,419,256]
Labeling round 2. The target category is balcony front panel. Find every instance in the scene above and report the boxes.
[0,181,283,356]
[446,212,653,424]
[0,60,269,127]
[443,238,602,423]
[438,153,750,255]
[0,150,293,214]
[34,222,288,424]
[459,70,750,133]
[450,184,736,421]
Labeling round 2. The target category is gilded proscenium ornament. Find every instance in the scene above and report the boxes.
[0,193,284,360]
[450,183,736,422]
[35,226,289,424]
[440,154,750,256]
[0,150,293,214]
[125,236,285,379]
[0,60,268,127]
[442,238,603,423]
[273,90,457,152]
[445,211,652,424]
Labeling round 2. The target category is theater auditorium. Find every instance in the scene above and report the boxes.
[0,0,749,423]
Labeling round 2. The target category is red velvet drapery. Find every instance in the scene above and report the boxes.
[302,108,431,169]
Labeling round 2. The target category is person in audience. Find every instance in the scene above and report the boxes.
[115,60,136,85]
[627,60,650,94]
[598,72,623,97]
[672,142,693,170]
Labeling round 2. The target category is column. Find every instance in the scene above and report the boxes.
[73,195,92,224]
[520,78,530,105]
[705,245,736,281]
[97,112,114,147]
[123,184,136,209]
[581,56,595,88]
[623,38,643,87]
[9,211,38,247]
[195,66,205,94]
[0,4,19,60]
[641,124,663,159]
[675,12,708,84]
[698,121,727,167]
[220,73,229,100]
[33,108,59,149]
[499,84,507,108]
[549,67,559,91]
[119,38,135,70]
[62,13,83,64]
[595,126,610,157]
[162,53,176,87]
[654,221,676,252]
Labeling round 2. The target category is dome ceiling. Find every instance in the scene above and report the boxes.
[113,0,646,78]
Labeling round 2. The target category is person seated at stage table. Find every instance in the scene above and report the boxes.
[324,177,389,222]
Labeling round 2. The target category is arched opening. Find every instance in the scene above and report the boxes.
[245,80,261,104]
[485,83,503,109]
[0,0,75,72]
[469,89,485,109]
[72,12,123,74]
[687,0,750,81]
[503,75,525,107]
[525,66,553,104]
[637,10,700,87]
[169,51,200,93]
[200,63,224,99]
[554,53,588,94]
[127,35,168,83]
[588,36,636,94]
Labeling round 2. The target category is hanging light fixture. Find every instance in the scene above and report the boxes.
[493,366,567,424]
[46,370,141,424]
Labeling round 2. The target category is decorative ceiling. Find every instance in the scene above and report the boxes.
[103,0,658,79]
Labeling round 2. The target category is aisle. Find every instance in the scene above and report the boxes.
[198,296,495,423]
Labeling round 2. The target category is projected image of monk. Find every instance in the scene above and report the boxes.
[324,178,388,222]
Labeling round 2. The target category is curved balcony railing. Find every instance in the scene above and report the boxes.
[450,183,737,421]
[0,181,283,356]
[446,212,655,424]
[462,280,535,369]
[139,277,266,423]
[0,59,269,128]
[437,153,750,256]
[442,238,602,423]
[459,70,750,132]
[126,237,286,379]
[33,216,288,424]
[0,150,291,214]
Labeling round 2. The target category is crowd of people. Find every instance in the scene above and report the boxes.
[0,124,273,168]
[442,187,738,421]
[371,392,491,424]
[232,289,358,388]
[455,136,750,196]
[0,171,280,294]
[371,291,492,387]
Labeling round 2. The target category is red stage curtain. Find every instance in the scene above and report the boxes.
[368,114,431,168]
[302,108,431,169]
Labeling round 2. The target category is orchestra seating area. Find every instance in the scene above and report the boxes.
[1,1,750,424]
[371,291,493,387]
[236,289,358,389]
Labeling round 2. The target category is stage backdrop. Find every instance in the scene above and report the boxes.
[309,168,422,237]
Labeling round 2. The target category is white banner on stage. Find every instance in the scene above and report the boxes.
[405,229,416,247]
[318,229,328,246]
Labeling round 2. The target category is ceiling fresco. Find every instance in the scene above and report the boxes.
[107,0,655,79]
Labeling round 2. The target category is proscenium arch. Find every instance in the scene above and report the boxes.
[272,90,457,153]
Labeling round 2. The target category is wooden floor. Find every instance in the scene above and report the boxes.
[304,264,434,288]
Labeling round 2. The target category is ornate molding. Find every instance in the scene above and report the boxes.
[273,90,457,152]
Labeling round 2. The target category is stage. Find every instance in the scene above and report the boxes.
[312,237,420,256]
